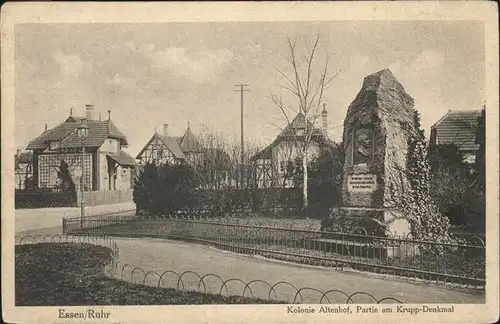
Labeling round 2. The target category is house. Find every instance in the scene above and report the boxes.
[136,124,242,190]
[15,150,33,190]
[135,123,204,166]
[251,105,338,188]
[25,105,137,193]
[430,109,483,163]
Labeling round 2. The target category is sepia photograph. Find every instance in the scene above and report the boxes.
[2,2,498,324]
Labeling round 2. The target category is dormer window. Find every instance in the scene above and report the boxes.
[48,141,60,151]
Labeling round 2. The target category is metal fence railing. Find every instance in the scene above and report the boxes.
[62,214,486,288]
[63,208,137,232]
[15,234,403,304]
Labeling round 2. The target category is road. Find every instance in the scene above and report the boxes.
[15,202,136,235]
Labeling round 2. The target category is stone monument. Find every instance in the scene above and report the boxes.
[332,68,417,237]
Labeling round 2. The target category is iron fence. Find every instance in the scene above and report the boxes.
[63,208,137,232]
[62,214,486,288]
[15,234,403,304]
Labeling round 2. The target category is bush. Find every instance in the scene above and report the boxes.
[15,189,77,209]
[133,162,198,216]
[428,142,486,230]
[307,146,344,218]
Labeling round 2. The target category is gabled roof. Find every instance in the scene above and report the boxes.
[26,116,129,150]
[135,133,186,160]
[431,110,482,151]
[136,125,204,161]
[15,152,32,164]
[106,150,137,166]
[158,134,186,158]
[252,145,273,161]
[277,113,319,138]
[252,113,334,161]
[15,151,33,170]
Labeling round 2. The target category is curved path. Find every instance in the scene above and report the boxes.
[110,237,485,304]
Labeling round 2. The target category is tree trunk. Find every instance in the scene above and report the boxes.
[302,149,308,213]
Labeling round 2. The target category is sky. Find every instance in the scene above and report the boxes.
[14,21,485,156]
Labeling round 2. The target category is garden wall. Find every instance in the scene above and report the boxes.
[80,188,133,207]
[16,188,133,209]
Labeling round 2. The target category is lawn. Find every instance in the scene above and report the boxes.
[15,243,285,305]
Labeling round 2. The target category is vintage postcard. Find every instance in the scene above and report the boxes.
[2,2,499,323]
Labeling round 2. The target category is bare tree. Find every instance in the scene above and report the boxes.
[270,35,340,212]
[194,129,233,191]
[193,127,263,215]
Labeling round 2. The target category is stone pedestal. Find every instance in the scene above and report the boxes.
[332,68,416,239]
[330,207,411,237]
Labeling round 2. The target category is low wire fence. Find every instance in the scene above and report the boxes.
[62,214,486,288]
[110,262,403,304]
[15,234,403,304]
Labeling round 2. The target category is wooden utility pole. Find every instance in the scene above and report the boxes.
[235,84,250,188]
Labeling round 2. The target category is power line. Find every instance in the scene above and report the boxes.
[235,84,250,187]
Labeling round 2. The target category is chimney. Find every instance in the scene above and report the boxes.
[16,149,21,157]
[44,123,48,132]
[163,124,170,136]
[321,103,328,135]
[107,110,112,133]
[85,104,95,121]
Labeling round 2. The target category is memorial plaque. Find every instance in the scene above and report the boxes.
[347,174,376,192]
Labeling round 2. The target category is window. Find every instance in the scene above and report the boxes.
[38,153,91,190]
[49,141,60,151]
[279,161,285,173]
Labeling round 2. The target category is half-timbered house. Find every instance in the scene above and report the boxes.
[135,123,203,166]
[251,106,337,188]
